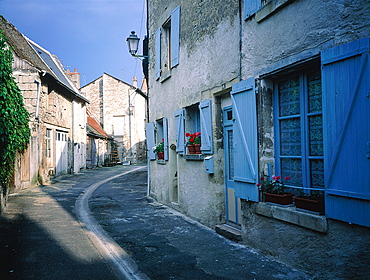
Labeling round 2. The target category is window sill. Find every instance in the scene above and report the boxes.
[183,154,205,161]
[159,70,171,83]
[256,202,328,233]
[256,0,294,23]
[156,159,166,165]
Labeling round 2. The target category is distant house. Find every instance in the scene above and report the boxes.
[0,15,88,190]
[81,73,147,164]
[86,109,112,168]
[146,1,370,278]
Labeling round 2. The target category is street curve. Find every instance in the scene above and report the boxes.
[75,166,150,280]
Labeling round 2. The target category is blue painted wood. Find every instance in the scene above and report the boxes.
[155,28,161,80]
[146,122,156,160]
[199,99,213,154]
[163,117,169,161]
[322,37,370,227]
[231,78,259,201]
[170,6,180,68]
[244,0,261,20]
[174,108,185,154]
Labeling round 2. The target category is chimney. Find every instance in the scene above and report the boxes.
[132,76,137,88]
[67,68,81,89]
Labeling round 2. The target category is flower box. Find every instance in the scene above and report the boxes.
[157,152,164,160]
[264,192,294,205]
[293,196,324,214]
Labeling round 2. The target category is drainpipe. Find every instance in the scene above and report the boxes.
[34,80,41,120]
[238,0,243,80]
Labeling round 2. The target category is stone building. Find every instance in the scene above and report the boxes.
[86,109,112,168]
[146,1,370,278]
[81,73,147,163]
[0,16,88,191]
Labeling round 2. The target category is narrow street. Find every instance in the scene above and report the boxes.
[0,165,309,280]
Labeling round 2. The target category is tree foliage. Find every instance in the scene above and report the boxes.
[0,31,30,188]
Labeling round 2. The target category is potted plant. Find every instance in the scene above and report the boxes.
[293,190,324,214]
[186,132,201,154]
[257,176,294,205]
[153,139,164,160]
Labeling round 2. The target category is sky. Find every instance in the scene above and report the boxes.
[0,0,146,88]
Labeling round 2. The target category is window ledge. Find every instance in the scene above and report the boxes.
[183,154,205,161]
[256,203,328,233]
[156,159,166,165]
[159,70,171,83]
[256,0,294,23]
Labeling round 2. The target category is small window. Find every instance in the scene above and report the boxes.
[46,128,52,158]
[156,6,180,80]
[113,116,125,136]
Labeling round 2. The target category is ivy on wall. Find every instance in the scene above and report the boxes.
[0,31,30,188]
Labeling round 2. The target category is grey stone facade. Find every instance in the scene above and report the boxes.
[147,0,370,278]
[81,73,147,163]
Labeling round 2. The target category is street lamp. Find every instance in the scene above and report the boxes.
[126,31,148,59]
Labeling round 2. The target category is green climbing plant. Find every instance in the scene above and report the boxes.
[0,31,30,188]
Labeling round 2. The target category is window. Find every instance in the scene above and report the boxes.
[275,70,324,190]
[46,128,52,158]
[244,0,293,21]
[113,116,124,136]
[175,99,213,155]
[156,6,180,80]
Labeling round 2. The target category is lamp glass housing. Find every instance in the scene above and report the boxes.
[126,31,140,56]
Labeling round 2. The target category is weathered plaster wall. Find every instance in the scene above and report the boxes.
[148,0,240,227]
[241,200,370,279]
[241,0,370,79]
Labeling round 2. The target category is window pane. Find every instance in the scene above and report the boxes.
[279,77,300,117]
[280,118,301,156]
[309,115,323,156]
[310,159,324,188]
[308,71,322,113]
[227,130,234,179]
[281,158,302,187]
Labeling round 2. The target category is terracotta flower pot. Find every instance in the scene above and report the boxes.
[264,192,294,205]
[293,196,324,213]
[187,145,196,154]
[157,152,164,160]
[194,144,201,154]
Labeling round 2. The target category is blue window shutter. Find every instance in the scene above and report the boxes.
[199,99,213,154]
[244,0,260,20]
[155,27,161,79]
[146,122,156,160]
[175,108,185,154]
[170,6,180,68]
[322,37,370,227]
[231,78,258,201]
[163,117,169,160]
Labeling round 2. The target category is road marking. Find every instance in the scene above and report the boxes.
[75,166,150,280]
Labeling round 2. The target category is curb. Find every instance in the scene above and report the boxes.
[75,166,150,280]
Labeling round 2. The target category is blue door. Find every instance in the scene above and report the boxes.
[223,107,241,225]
